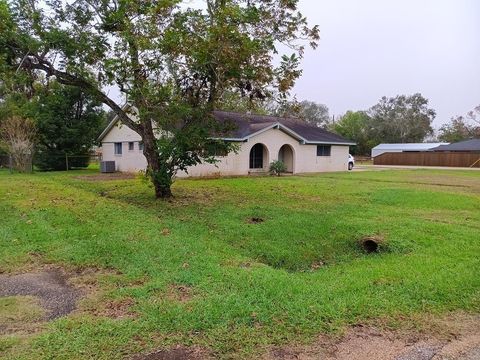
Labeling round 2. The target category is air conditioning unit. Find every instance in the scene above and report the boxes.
[100,161,115,173]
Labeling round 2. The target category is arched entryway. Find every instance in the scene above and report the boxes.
[278,144,294,173]
[249,143,269,170]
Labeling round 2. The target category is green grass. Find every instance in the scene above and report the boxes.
[0,168,479,359]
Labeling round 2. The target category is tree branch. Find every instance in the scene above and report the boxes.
[19,52,142,133]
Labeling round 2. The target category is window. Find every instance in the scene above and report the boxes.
[249,143,264,169]
[138,142,144,151]
[128,142,134,151]
[316,145,331,156]
[114,142,123,155]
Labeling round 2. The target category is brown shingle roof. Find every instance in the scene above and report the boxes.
[213,111,354,145]
[98,108,355,145]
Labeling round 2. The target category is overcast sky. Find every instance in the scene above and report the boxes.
[293,0,480,129]
[110,0,479,129]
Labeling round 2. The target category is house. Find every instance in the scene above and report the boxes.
[432,139,480,153]
[371,143,448,158]
[98,111,355,177]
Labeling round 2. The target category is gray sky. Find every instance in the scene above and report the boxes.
[293,0,480,129]
[109,0,479,129]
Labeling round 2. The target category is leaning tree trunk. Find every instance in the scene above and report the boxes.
[141,122,173,199]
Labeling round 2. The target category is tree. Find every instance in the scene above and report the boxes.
[216,89,271,115]
[32,82,106,170]
[295,100,330,127]
[0,115,36,172]
[331,111,372,155]
[368,93,435,144]
[1,0,319,198]
[0,73,105,170]
[438,111,480,143]
[467,105,480,126]
[272,100,330,128]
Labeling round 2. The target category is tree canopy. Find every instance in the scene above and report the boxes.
[274,100,330,128]
[0,70,105,171]
[1,0,319,197]
[330,94,436,155]
[368,93,435,144]
[32,82,105,170]
[331,111,372,155]
[438,107,480,143]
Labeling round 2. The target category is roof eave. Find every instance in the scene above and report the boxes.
[97,104,132,142]
[304,141,356,146]
[212,136,356,146]
[209,137,247,142]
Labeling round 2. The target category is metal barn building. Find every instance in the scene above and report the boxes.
[371,143,448,158]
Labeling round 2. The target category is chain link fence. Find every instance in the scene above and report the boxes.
[0,153,100,172]
[0,154,33,172]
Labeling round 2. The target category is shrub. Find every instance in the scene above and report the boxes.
[269,160,287,176]
[0,116,36,172]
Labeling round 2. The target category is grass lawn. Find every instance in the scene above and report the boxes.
[0,168,479,359]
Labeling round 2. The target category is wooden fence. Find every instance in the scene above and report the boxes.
[373,152,480,168]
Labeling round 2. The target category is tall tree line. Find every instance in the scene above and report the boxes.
[0,77,106,171]
[332,93,436,155]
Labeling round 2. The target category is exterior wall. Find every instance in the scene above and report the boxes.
[101,122,350,175]
[101,122,147,172]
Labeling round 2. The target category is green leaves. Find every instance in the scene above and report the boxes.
[331,94,436,156]
[332,111,371,156]
[2,0,319,197]
[438,110,480,143]
[276,53,301,94]
[368,93,435,144]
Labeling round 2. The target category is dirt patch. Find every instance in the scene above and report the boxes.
[74,173,136,182]
[0,266,137,333]
[310,261,325,271]
[167,285,193,303]
[432,335,480,360]
[266,313,480,360]
[84,297,137,319]
[69,267,145,320]
[247,217,265,224]
[0,269,81,321]
[132,346,209,360]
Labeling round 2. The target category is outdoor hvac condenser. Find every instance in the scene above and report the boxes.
[100,161,115,173]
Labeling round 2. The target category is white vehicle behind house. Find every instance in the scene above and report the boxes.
[348,154,355,170]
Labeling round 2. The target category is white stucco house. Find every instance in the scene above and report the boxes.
[98,111,355,177]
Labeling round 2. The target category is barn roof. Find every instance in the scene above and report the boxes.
[432,139,480,152]
[372,143,448,151]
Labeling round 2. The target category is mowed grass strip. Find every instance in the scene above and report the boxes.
[0,169,479,359]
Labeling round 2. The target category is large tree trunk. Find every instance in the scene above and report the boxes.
[153,180,173,198]
[141,121,173,199]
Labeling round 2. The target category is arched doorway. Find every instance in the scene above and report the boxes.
[249,143,268,170]
[278,144,294,173]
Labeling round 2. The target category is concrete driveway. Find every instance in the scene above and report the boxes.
[354,165,480,171]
